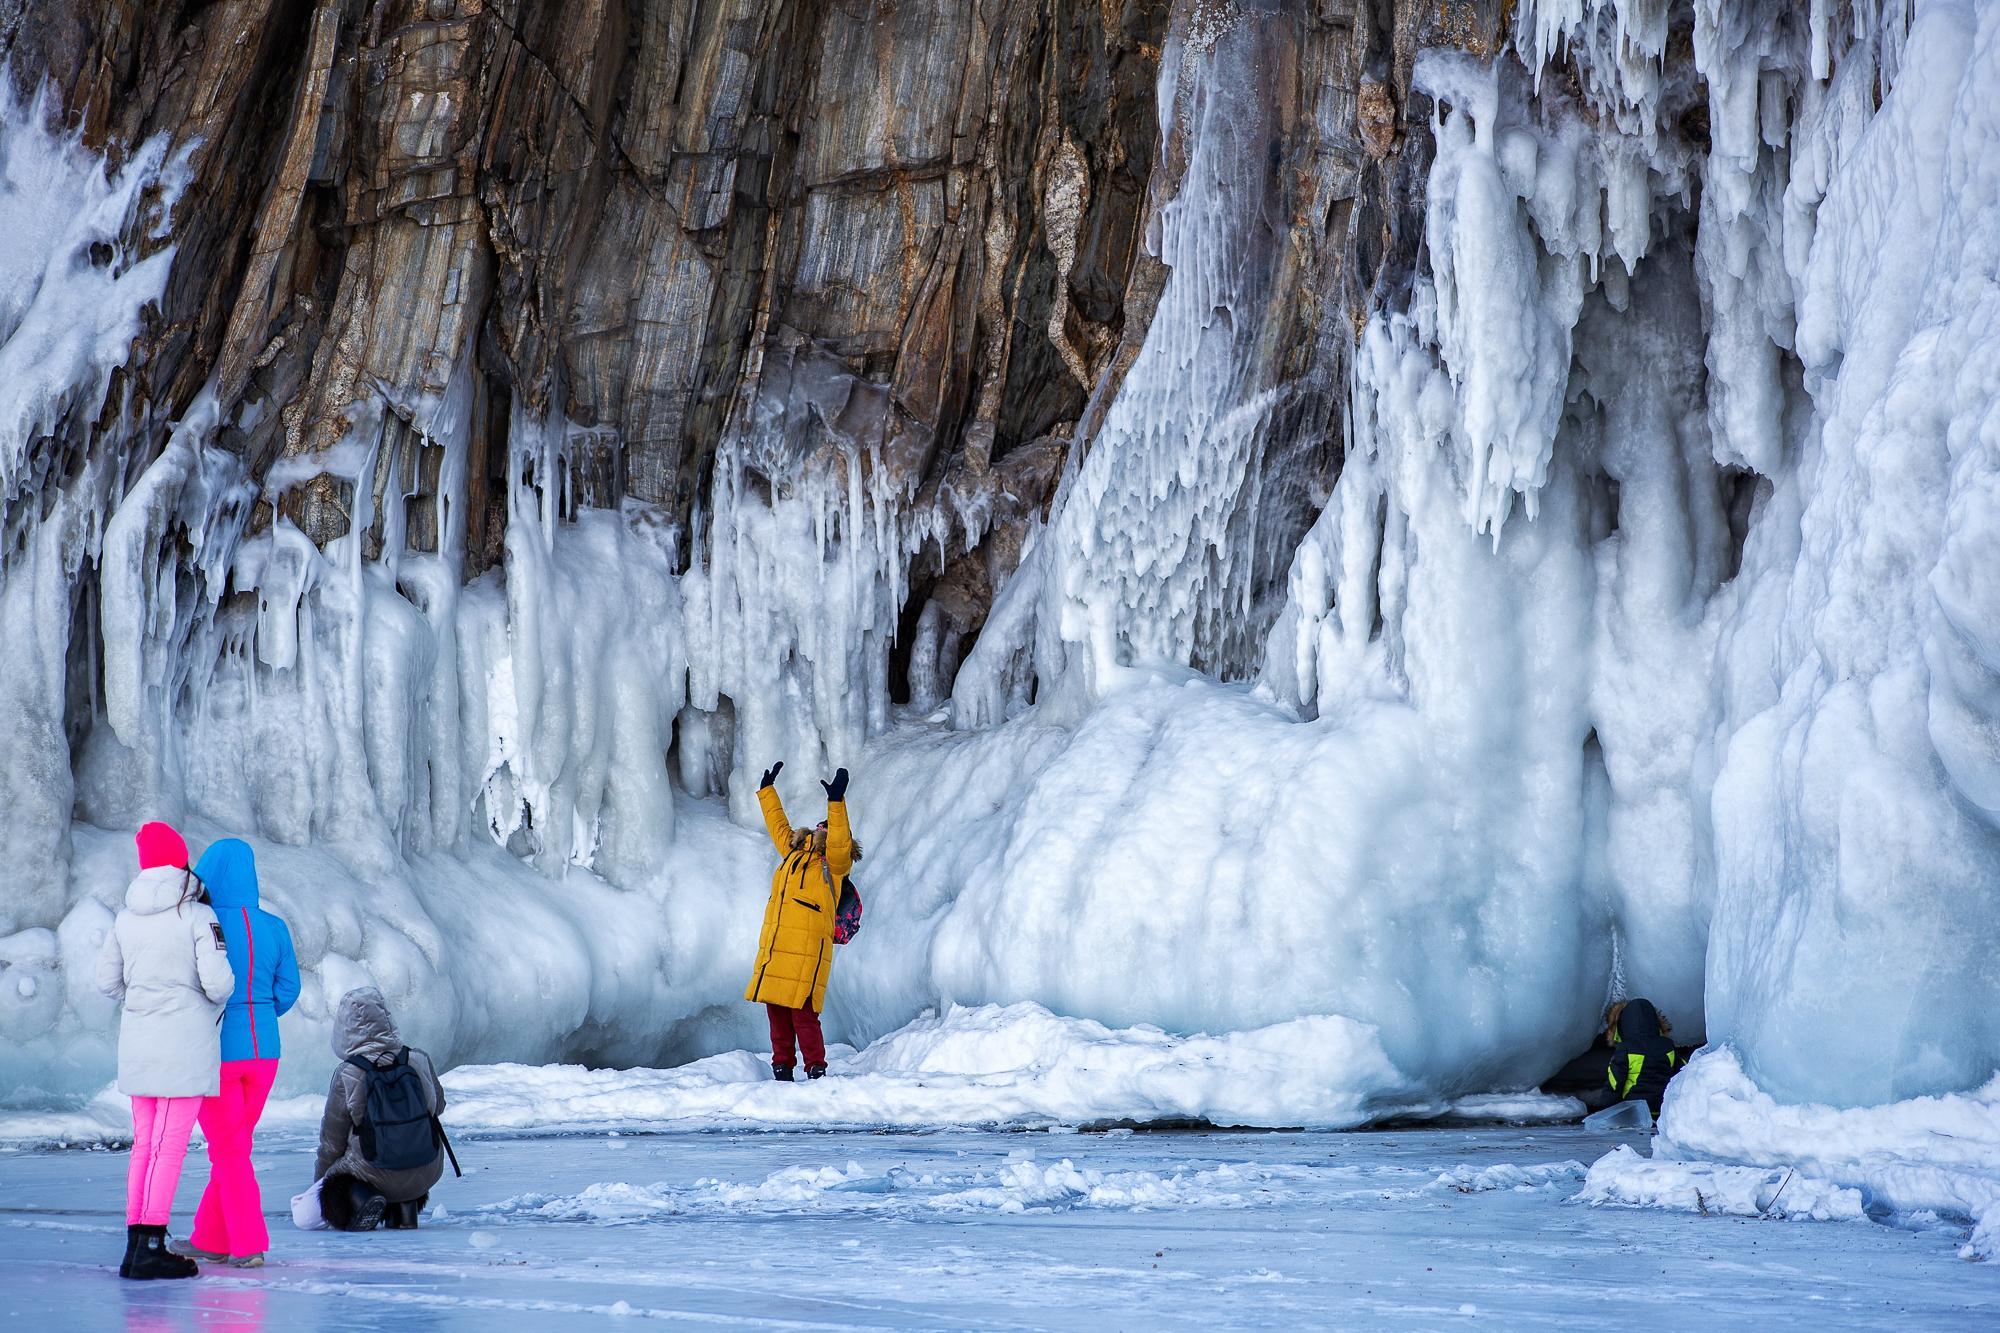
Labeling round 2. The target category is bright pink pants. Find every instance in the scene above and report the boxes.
[127,1096,202,1226]
[190,1059,279,1256]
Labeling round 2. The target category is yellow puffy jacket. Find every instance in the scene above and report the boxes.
[744,786,852,1012]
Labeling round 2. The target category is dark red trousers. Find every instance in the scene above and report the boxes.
[765,1003,826,1069]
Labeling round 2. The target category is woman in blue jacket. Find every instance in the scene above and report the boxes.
[179,838,299,1267]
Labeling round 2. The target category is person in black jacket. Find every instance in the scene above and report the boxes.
[1604,998,1680,1113]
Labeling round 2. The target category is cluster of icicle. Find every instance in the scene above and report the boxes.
[1263,0,2000,1110]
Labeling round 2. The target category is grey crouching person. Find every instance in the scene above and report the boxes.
[313,987,448,1231]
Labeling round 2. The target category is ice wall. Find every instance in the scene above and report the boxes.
[4,0,1998,1138]
[0,48,1044,1095]
[1701,0,2000,1106]
[1306,0,2000,1108]
[1260,27,1727,1037]
[1367,0,1998,1113]
[858,11,1625,1094]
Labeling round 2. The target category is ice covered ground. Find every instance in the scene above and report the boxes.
[4,1119,1997,1330]
[6,1001,1997,1288]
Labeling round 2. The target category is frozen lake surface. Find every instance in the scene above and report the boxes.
[2,1121,1994,1330]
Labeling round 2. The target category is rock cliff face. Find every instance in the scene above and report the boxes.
[0,0,1514,916]
[1,0,1495,667]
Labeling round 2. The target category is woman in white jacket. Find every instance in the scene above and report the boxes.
[96,821,234,1280]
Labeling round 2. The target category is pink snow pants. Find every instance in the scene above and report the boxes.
[191,1059,280,1256]
[127,1096,202,1226]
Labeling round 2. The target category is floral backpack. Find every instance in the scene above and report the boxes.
[822,862,864,944]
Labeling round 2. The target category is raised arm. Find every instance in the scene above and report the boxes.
[821,768,853,877]
[757,762,793,854]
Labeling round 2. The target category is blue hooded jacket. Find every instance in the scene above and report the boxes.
[194,838,301,1062]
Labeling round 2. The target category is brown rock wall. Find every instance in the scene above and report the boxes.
[4,0,1509,684]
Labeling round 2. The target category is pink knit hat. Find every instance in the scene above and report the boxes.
[135,821,189,871]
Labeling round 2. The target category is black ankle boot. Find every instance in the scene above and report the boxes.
[387,1198,423,1229]
[772,1063,795,1082]
[806,1064,827,1080]
[118,1224,144,1278]
[348,1182,388,1232]
[124,1225,198,1280]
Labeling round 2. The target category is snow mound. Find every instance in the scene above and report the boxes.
[438,1002,1422,1132]
[1650,1048,2000,1257]
[1426,1161,1587,1195]
[472,1154,1311,1224]
[1580,1145,1865,1223]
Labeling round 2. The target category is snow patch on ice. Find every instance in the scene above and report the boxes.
[473,1155,1310,1224]
[1580,1144,1865,1223]
[1426,1160,1588,1195]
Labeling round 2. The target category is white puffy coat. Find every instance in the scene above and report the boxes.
[96,867,235,1097]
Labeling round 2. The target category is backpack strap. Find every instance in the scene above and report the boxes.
[341,1056,377,1157]
[346,1048,408,1072]
[435,1116,462,1178]
[410,1048,461,1178]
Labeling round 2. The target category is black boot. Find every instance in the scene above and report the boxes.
[124,1225,198,1280]
[806,1064,827,1080]
[348,1181,389,1232]
[387,1197,424,1230]
[772,1063,795,1082]
[117,1224,144,1278]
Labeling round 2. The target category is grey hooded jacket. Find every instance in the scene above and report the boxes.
[313,987,447,1201]
[96,867,235,1096]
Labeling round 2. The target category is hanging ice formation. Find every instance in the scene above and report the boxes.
[0,0,1995,1196]
[1254,0,2000,1115]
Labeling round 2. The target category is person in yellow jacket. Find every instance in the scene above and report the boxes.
[745,762,856,1080]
